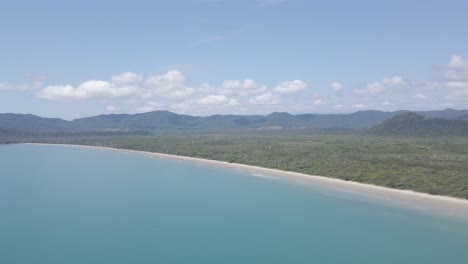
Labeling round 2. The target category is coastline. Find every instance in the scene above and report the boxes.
[23,143,468,220]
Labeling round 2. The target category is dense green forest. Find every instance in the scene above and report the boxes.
[2,131,467,199]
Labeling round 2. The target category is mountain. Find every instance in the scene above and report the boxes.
[369,112,468,137]
[1,109,468,134]
[74,111,199,130]
[0,113,79,133]
[415,108,468,119]
[72,110,403,130]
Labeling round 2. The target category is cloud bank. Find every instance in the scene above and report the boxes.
[0,54,465,116]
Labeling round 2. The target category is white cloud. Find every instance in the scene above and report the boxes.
[330,82,343,95]
[147,100,161,107]
[353,104,366,109]
[414,93,428,99]
[249,92,278,105]
[198,83,216,93]
[446,54,468,80]
[221,79,267,95]
[274,80,307,94]
[136,106,158,113]
[446,89,468,100]
[106,105,118,112]
[111,72,143,85]
[37,80,137,101]
[37,85,75,100]
[381,76,406,86]
[446,81,468,89]
[169,101,192,112]
[164,87,195,100]
[198,94,228,105]
[142,70,195,100]
[136,101,163,113]
[146,70,185,92]
[313,99,326,105]
[228,98,240,106]
[26,54,468,115]
[333,104,345,109]
[354,76,406,95]
[363,82,385,95]
[440,102,455,107]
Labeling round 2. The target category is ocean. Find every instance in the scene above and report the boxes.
[1,144,467,263]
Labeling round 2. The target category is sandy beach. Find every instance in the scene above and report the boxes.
[25,143,468,220]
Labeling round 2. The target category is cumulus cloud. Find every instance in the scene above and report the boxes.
[353,104,366,109]
[106,105,118,112]
[414,93,428,99]
[198,94,228,105]
[164,87,195,100]
[146,70,185,90]
[330,82,343,95]
[446,89,468,100]
[274,80,307,94]
[382,76,406,86]
[145,70,195,99]
[220,79,267,95]
[25,54,468,115]
[249,92,278,105]
[333,104,345,109]
[446,81,468,89]
[111,72,143,85]
[136,101,163,113]
[354,76,406,95]
[136,106,157,113]
[37,80,137,101]
[37,70,196,101]
[313,99,326,105]
[446,54,468,80]
[169,101,192,112]
[228,98,240,106]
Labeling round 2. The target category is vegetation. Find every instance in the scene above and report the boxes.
[2,109,468,132]
[369,112,468,137]
[3,131,467,199]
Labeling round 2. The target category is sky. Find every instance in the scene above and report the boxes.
[1,0,468,120]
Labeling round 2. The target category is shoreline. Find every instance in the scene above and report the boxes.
[23,143,468,220]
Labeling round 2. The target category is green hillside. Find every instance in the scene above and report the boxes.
[369,112,468,137]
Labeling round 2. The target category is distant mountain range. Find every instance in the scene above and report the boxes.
[1,109,468,136]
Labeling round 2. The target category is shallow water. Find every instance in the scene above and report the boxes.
[1,144,468,264]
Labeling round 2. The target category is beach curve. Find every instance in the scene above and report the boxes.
[23,143,468,220]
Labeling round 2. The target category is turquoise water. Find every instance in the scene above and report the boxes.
[1,144,468,264]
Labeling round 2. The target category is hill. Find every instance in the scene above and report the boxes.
[369,112,468,137]
[1,109,468,133]
[0,113,79,133]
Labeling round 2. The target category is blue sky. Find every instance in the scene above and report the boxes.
[1,0,468,119]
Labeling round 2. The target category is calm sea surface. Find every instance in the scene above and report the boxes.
[1,144,468,264]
